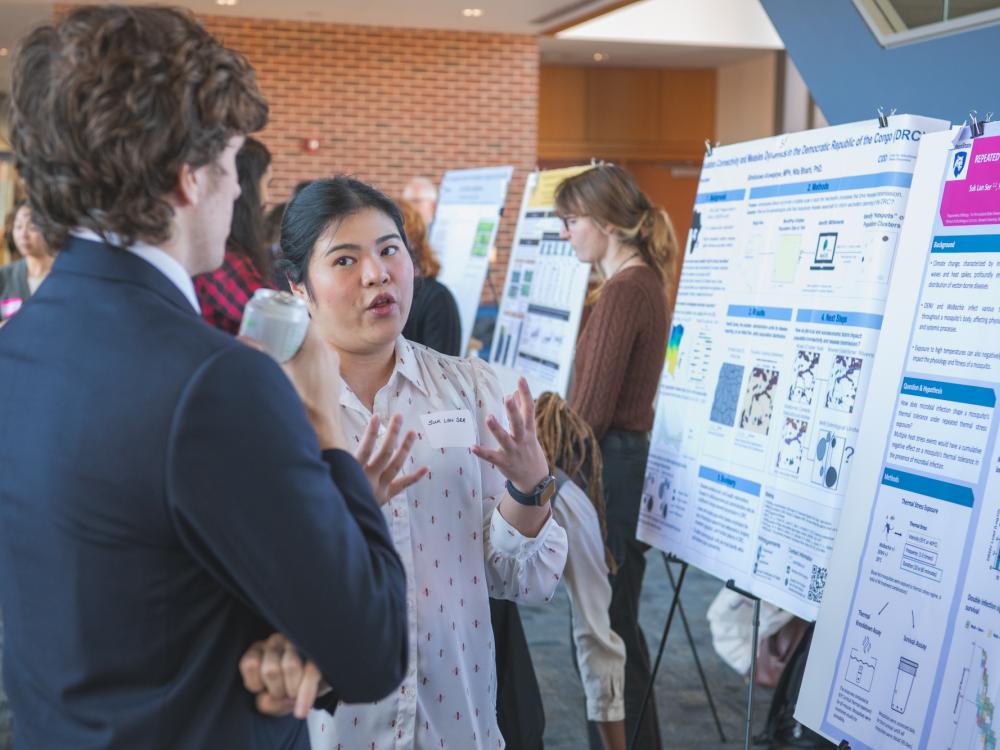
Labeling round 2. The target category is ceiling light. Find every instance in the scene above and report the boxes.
[215,0,237,6]
[462,8,484,18]
[593,52,609,62]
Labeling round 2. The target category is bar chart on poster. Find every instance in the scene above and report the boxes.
[489,166,591,397]
[796,124,1000,750]
[636,115,950,620]
[430,165,513,354]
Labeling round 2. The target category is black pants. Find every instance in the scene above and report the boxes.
[491,597,545,750]
[584,429,661,750]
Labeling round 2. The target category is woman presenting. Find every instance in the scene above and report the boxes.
[555,164,678,750]
[274,177,568,750]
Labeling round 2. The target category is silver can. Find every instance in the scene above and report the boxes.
[238,289,309,363]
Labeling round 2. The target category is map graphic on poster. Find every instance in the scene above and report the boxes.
[489,166,591,397]
[430,166,513,355]
[636,115,949,620]
[794,124,1000,750]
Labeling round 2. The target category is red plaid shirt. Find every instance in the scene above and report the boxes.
[193,248,274,335]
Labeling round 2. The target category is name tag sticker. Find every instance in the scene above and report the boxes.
[420,409,476,449]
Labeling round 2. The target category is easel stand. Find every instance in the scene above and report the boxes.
[664,555,726,744]
[628,554,726,750]
[725,579,761,750]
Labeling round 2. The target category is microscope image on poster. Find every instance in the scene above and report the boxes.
[788,350,821,406]
[776,417,810,478]
[825,355,864,413]
[738,366,780,435]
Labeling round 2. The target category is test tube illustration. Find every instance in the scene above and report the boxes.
[891,657,918,713]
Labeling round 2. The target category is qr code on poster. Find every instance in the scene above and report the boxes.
[808,565,827,603]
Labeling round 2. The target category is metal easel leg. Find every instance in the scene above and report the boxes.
[628,562,688,750]
[663,554,726,743]
[726,579,761,750]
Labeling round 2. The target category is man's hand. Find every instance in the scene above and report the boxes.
[277,324,347,450]
[471,377,550,494]
[239,633,329,720]
[356,413,427,506]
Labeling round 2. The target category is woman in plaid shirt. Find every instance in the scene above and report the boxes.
[194,137,275,333]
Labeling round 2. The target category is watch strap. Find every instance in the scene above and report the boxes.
[505,474,556,506]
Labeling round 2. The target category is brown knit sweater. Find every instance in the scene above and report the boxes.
[569,265,669,441]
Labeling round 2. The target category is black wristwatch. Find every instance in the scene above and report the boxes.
[505,474,557,507]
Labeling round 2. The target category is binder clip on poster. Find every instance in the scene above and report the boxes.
[877,106,897,128]
[970,110,993,138]
[952,111,994,147]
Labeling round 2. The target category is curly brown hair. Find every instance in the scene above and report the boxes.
[10,5,268,251]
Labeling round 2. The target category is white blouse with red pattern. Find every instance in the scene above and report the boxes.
[308,337,568,750]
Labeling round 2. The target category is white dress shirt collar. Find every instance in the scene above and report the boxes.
[71,228,200,313]
[338,336,430,411]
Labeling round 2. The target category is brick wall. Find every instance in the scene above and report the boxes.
[200,15,539,298]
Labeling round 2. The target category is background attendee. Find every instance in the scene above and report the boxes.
[535,391,626,750]
[398,197,461,355]
[556,164,678,750]
[194,136,275,333]
[402,174,438,226]
[0,202,53,321]
[3,206,23,261]
[0,8,408,748]
[275,177,568,750]
[264,202,292,290]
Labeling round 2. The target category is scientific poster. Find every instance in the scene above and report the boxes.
[636,115,949,619]
[430,166,513,354]
[489,166,591,397]
[797,124,1000,750]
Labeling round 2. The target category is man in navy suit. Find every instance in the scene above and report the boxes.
[0,6,408,748]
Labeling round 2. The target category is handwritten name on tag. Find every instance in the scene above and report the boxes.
[420,409,476,449]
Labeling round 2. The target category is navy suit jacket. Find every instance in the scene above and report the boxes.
[0,237,407,748]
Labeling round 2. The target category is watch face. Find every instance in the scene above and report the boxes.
[539,475,557,504]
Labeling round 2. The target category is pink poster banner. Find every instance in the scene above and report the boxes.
[940,134,1000,226]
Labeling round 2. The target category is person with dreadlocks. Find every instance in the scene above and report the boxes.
[556,164,678,749]
[535,391,627,750]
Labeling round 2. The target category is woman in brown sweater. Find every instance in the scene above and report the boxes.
[556,164,677,750]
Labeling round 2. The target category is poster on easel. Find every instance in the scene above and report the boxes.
[489,166,591,397]
[636,115,949,620]
[430,166,514,355]
[796,122,1000,750]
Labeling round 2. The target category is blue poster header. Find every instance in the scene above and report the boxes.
[881,469,974,508]
[796,309,884,330]
[727,305,794,321]
[749,172,912,200]
[698,466,762,496]
[930,235,1000,254]
[694,189,746,204]
[900,377,996,408]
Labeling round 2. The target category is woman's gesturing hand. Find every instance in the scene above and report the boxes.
[472,377,550,494]
[357,413,428,506]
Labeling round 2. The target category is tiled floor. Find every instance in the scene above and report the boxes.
[522,554,777,750]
